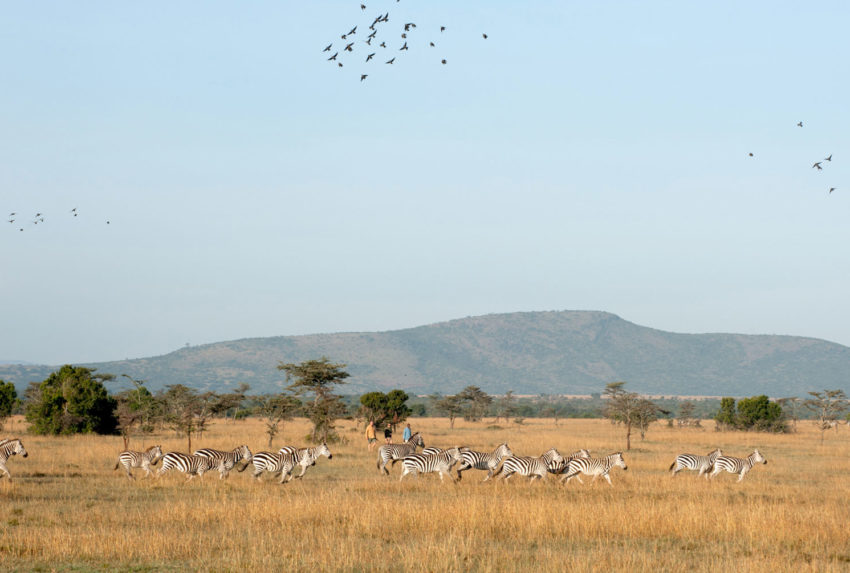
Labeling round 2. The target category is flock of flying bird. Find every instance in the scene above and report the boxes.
[7,208,109,232]
[322,2,487,82]
[750,121,838,195]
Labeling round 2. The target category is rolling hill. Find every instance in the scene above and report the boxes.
[2,311,848,397]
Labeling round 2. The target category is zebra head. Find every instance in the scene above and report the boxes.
[237,445,253,462]
[542,448,564,466]
[611,452,627,470]
[315,443,332,460]
[149,445,163,464]
[445,447,463,462]
[495,443,512,460]
[408,432,425,448]
[751,449,767,465]
[709,448,723,462]
[12,439,27,458]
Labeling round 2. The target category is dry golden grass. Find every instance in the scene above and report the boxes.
[1,415,849,572]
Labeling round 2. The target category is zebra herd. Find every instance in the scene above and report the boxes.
[0,435,768,485]
[377,434,768,485]
[113,443,333,483]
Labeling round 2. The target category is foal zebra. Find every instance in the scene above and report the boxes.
[455,443,513,481]
[192,445,253,480]
[497,448,565,481]
[669,448,723,478]
[561,452,628,486]
[0,438,28,480]
[156,452,213,481]
[377,432,425,475]
[278,443,333,479]
[400,447,463,482]
[708,450,767,482]
[114,445,163,480]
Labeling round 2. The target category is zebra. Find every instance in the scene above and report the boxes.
[455,443,513,481]
[708,450,767,482]
[114,445,163,480]
[156,452,213,481]
[547,448,591,476]
[561,452,628,486]
[278,443,333,479]
[400,447,463,482]
[251,451,303,484]
[377,432,425,475]
[192,445,253,480]
[497,448,565,481]
[669,448,723,478]
[0,438,28,480]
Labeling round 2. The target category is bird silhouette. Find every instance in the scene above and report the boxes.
[482,33,488,39]
[361,4,366,9]
[366,53,375,62]
[341,34,347,40]
[323,44,332,52]
[824,154,832,162]
[812,162,823,170]
[345,42,354,52]
[338,62,343,67]
[328,52,338,61]
[380,42,386,48]
[368,30,377,39]
[440,26,446,32]
[401,33,407,39]
[748,153,754,157]
[366,37,372,45]
[829,187,836,194]
[348,26,357,35]
[400,42,408,50]
[797,121,803,127]
[404,23,416,31]
[386,57,395,64]
[441,59,446,64]
[361,74,368,81]
[430,42,435,47]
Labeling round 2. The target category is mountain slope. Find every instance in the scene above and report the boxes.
[2,311,848,397]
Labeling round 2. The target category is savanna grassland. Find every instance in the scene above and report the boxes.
[1,415,849,572]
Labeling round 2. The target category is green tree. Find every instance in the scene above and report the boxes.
[458,385,492,422]
[433,394,464,429]
[495,390,517,423]
[24,365,118,435]
[603,382,642,451]
[737,395,784,432]
[156,384,216,451]
[113,375,158,449]
[776,397,802,432]
[257,394,301,447]
[635,398,661,440]
[278,357,349,443]
[715,397,737,430]
[804,390,849,444]
[0,380,18,431]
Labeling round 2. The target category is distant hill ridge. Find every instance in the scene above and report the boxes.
[2,310,848,397]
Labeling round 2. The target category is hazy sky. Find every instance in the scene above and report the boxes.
[2,1,848,365]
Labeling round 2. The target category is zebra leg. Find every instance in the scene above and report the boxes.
[603,474,613,486]
[737,468,749,482]
[0,463,10,479]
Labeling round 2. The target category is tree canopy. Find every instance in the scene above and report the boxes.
[24,365,118,435]
[278,357,349,443]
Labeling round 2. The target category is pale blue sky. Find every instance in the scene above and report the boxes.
[2,1,848,364]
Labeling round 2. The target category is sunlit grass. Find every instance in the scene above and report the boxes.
[1,415,849,571]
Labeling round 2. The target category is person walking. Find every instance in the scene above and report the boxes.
[384,424,393,444]
[402,423,412,443]
[365,420,377,451]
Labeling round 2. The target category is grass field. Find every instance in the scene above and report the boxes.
[1,415,849,572]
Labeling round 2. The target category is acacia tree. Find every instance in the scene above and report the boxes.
[278,357,349,443]
[603,382,642,451]
[677,401,697,428]
[257,394,301,447]
[804,390,849,444]
[635,398,661,440]
[433,395,464,429]
[113,374,158,449]
[0,380,17,431]
[458,386,492,422]
[776,397,802,432]
[494,390,517,423]
[157,384,216,451]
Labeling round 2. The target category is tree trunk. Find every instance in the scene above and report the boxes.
[626,421,632,451]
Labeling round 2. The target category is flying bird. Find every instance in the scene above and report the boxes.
[440,26,445,32]
[401,33,407,39]
[328,52,338,61]
[797,121,803,127]
[400,42,408,50]
[748,153,753,157]
[482,33,488,39]
[338,62,343,67]
[430,42,435,47]
[368,30,377,39]
[404,23,416,31]
[345,42,354,52]
[366,53,375,61]
[366,37,372,45]
[348,26,357,35]
[829,187,836,194]
[380,42,386,48]
[323,44,332,52]
[360,74,368,81]
[824,154,832,162]
[812,162,823,170]
[341,34,347,40]
[385,57,395,64]
[361,4,366,9]
[441,59,446,64]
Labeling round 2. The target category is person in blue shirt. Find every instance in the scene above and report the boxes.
[402,423,412,443]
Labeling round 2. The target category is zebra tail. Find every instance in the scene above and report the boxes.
[668,460,676,471]
[113,462,119,471]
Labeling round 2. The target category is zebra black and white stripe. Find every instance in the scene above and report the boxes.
[708,450,767,482]
[456,443,513,481]
[193,445,253,480]
[561,452,628,485]
[156,452,213,480]
[0,438,28,480]
[377,432,425,475]
[498,448,565,481]
[547,449,591,476]
[251,451,302,484]
[669,448,723,478]
[400,447,463,482]
[114,445,163,480]
[278,443,333,479]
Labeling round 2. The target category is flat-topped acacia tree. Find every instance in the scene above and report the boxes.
[277,357,349,443]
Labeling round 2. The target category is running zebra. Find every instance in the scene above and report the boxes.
[547,448,591,476]
[278,443,333,479]
[377,432,425,475]
[251,451,302,484]
[400,447,463,482]
[497,448,565,481]
[0,438,28,480]
[669,448,723,478]
[561,452,628,486]
[193,445,253,480]
[708,450,767,482]
[456,443,513,481]
[114,445,163,480]
[156,452,213,481]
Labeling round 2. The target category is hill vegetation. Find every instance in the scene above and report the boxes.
[1,311,848,397]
